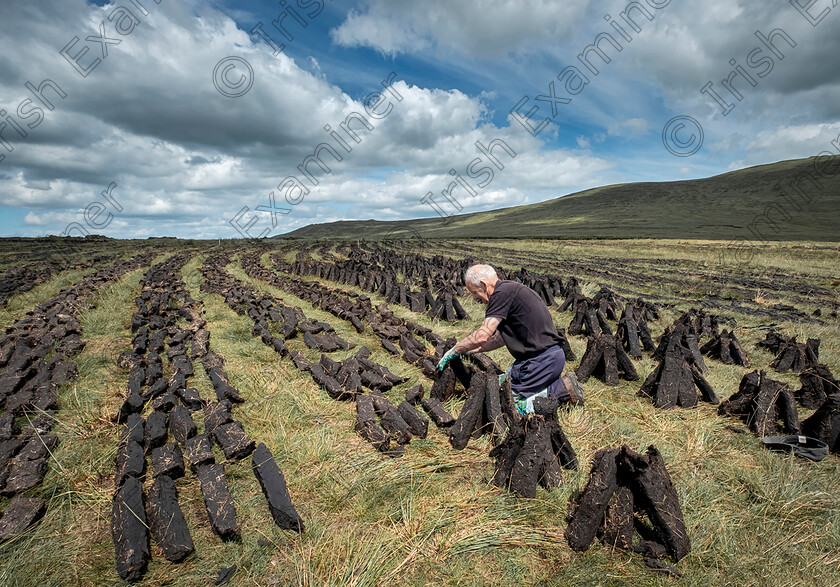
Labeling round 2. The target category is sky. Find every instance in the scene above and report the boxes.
[0,0,838,239]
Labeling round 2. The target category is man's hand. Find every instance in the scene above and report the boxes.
[437,346,459,371]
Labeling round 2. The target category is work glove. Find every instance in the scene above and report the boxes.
[437,346,460,371]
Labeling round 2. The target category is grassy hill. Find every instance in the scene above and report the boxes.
[284,157,840,241]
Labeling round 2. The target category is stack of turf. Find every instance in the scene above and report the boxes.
[575,333,639,386]
[490,398,578,498]
[558,281,584,313]
[427,287,471,322]
[422,355,508,450]
[676,308,720,341]
[757,330,791,355]
[446,370,505,450]
[718,370,799,437]
[591,287,623,321]
[638,329,718,409]
[796,364,840,409]
[565,445,690,575]
[801,393,840,454]
[568,297,612,338]
[616,300,656,359]
[700,329,750,367]
[770,337,820,373]
[758,331,821,374]
[653,318,707,373]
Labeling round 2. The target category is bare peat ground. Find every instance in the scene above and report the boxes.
[0,237,838,587]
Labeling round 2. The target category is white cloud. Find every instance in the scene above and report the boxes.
[0,0,612,239]
[3,0,838,239]
[331,0,589,56]
[23,212,47,226]
[614,0,840,118]
[727,122,840,169]
[607,118,650,137]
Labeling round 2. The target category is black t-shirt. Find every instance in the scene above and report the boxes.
[485,280,565,360]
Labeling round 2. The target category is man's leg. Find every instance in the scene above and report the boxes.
[551,374,570,402]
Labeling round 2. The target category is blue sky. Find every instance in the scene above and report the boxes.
[1,0,838,238]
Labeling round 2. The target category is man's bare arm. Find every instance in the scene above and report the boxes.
[474,330,505,353]
[453,317,501,354]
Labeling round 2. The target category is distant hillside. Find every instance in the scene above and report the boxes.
[284,157,840,241]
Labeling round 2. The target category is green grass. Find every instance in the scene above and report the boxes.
[0,238,838,585]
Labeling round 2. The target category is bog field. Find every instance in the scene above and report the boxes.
[0,237,839,587]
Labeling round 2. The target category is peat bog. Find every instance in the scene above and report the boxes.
[0,237,838,586]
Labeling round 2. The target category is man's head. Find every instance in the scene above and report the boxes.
[464,264,498,303]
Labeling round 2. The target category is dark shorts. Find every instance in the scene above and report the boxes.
[508,345,568,401]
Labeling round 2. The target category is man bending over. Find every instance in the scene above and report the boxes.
[438,264,583,413]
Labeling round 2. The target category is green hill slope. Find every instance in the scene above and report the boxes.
[284,157,840,240]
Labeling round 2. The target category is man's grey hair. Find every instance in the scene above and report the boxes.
[465,264,497,287]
